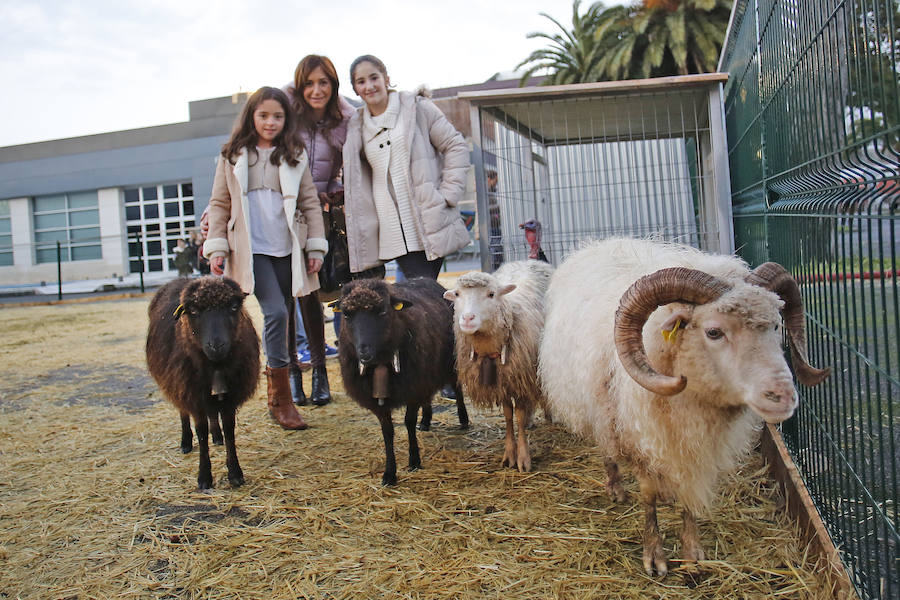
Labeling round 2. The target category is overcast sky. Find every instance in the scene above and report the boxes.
[0,0,596,147]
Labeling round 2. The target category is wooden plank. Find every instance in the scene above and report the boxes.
[760,423,859,600]
[459,73,730,104]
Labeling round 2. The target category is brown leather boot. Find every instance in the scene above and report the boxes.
[265,366,308,430]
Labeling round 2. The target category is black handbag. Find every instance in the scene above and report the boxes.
[318,207,351,296]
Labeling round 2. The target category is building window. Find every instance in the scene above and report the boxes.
[124,182,195,273]
[0,200,11,266]
[32,191,101,264]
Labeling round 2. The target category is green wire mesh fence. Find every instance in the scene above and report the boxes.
[720,1,899,598]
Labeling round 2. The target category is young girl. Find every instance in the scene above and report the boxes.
[284,54,355,407]
[203,86,326,430]
[342,54,471,280]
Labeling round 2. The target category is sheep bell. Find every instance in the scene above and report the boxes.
[372,364,390,404]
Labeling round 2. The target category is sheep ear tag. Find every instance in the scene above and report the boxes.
[662,318,683,343]
[173,304,185,318]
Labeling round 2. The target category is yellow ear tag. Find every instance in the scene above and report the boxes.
[173,304,185,318]
[393,302,404,311]
[662,318,683,343]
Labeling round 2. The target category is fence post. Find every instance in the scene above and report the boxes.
[136,232,145,293]
[56,240,62,301]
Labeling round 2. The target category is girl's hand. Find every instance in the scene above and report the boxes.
[307,257,323,274]
[211,256,225,275]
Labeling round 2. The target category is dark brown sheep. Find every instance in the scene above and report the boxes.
[336,277,469,486]
[146,276,260,490]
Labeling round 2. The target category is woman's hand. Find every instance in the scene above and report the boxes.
[200,207,210,239]
[320,190,344,207]
[211,256,225,275]
[306,257,323,274]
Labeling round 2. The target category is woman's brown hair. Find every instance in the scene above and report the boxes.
[221,86,304,167]
[291,55,344,132]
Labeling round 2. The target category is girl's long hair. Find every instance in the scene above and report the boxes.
[221,87,304,167]
[291,55,344,133]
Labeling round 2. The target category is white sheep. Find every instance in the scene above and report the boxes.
[539,237,829,576]
[444,260,554,472]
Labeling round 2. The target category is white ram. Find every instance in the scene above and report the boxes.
[444,260,554,472]
[539,237,829,575]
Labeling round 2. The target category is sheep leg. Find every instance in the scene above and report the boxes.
[375,406,397,486]
[405,404,422,472]
[208,413,224,446]
[680,509,705,563]
[501,402,517,468]
[639,481,667,576]
[179,413,193,454]
[221,409,244,487]
[604,459,629,503]
[454,383,470,429]
[418,397,432,431]
[194,411,213,490]
[514,402,531,472]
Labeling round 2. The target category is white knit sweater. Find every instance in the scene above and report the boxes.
[362,92,423,260]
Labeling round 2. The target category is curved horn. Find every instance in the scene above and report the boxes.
[615,267,733,395]
[745,263,831,386]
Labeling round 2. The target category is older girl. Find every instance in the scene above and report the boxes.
[284,54,355,407]
[203,86,326,430]
[342,54,471,279]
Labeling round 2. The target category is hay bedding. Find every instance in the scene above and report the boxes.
[0,292,836,599]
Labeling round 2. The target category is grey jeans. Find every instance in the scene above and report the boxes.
[252,254,293,368]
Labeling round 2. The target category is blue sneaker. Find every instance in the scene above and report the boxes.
[325,344,339,359]
[297,349,312,370]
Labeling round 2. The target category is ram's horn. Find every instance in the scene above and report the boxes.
[745,262,831,386]
[615,267,732,395]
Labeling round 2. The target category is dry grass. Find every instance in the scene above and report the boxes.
[0,282,837,599]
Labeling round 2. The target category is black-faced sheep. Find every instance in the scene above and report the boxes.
[443,260,553,472]
[146,276,260,490]
[539,238,829,576]
[336,277,469,486]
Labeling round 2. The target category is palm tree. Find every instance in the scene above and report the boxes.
[595,0,733,80]
[515,0,611,85]
[517,0,733,85]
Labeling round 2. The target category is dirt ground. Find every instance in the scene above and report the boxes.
[0,284,837,599]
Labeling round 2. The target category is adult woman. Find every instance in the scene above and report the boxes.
[284,54,355,406]
[203,86,325,430]
[342,54,471,279]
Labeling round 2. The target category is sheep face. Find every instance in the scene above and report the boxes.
[444,274,515,334]
[652,286,798,424]
[339,281,410,366]
[177,278,245,364]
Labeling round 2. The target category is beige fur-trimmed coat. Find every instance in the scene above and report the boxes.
[203,149,327,297]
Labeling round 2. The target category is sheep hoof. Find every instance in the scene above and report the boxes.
[517,459,532,473]
[228,474,245,487]
[607,481,629,504]
[643,543,668,577]
[180,444,193,454]
[457,421,470,430]
[417,422,431,432]
[211,435,224,446]
[381,472,397,486]
[682,545,705,563]
[197,478,213,491]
